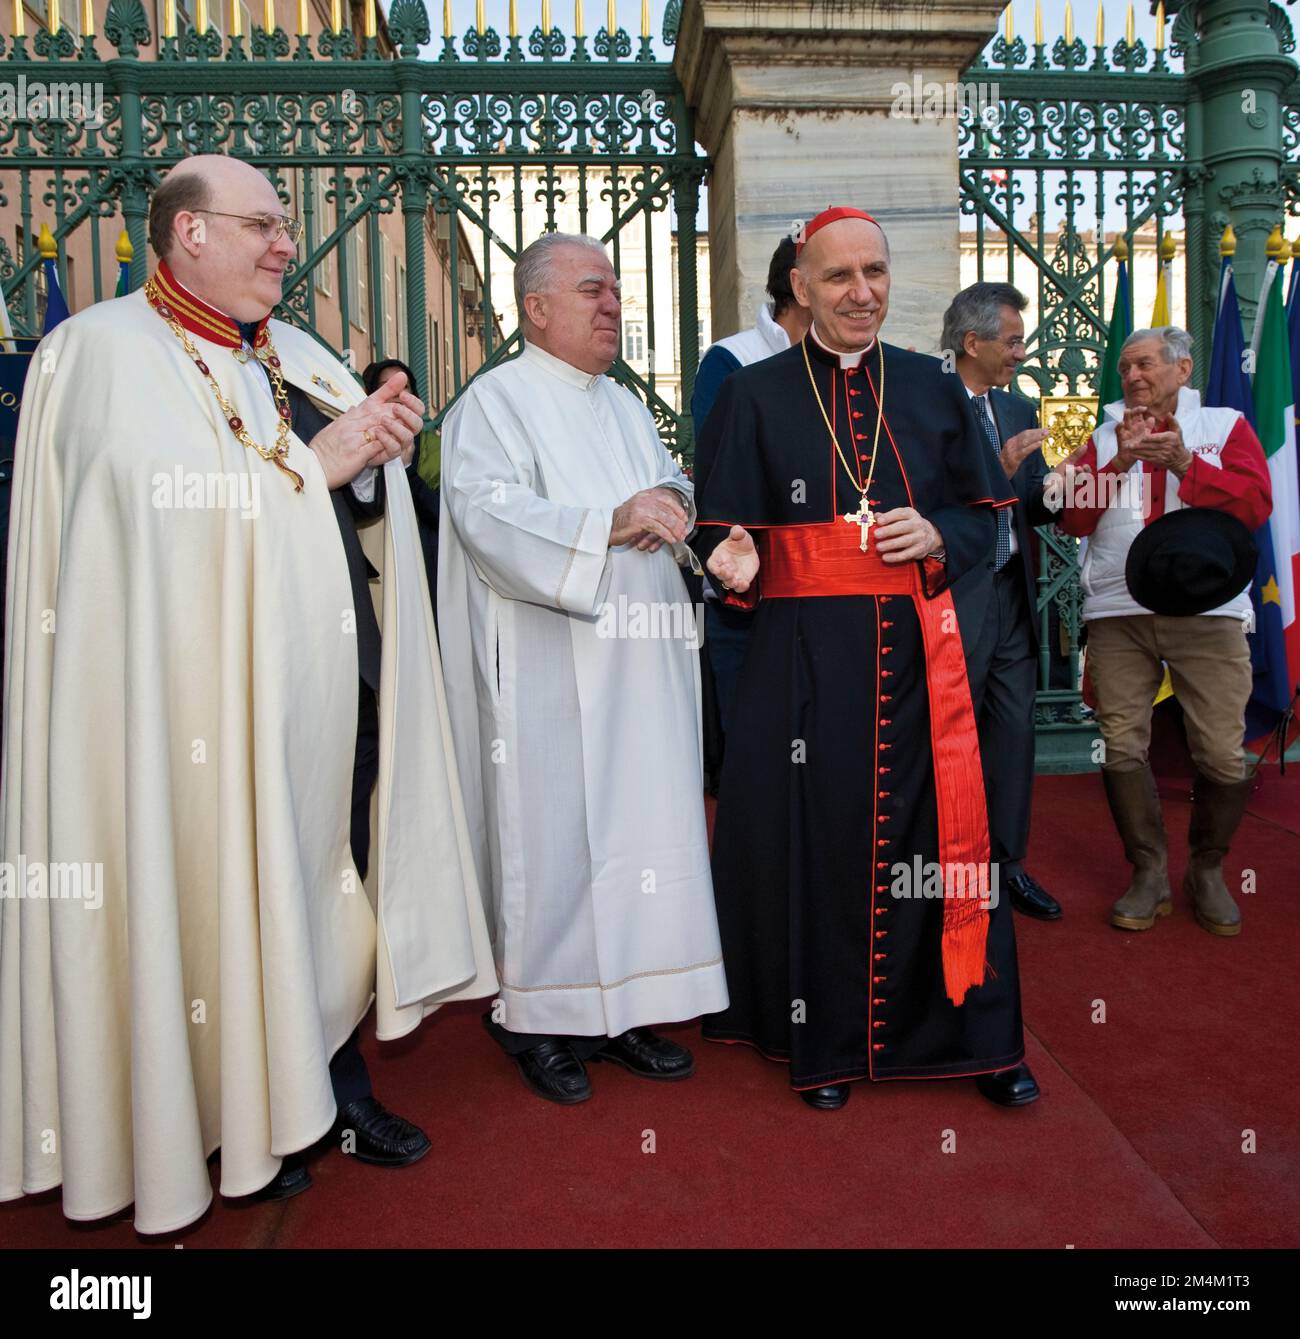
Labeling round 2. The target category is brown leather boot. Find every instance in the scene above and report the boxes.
[1102,765,1172,930]
[1184,773,1252,937]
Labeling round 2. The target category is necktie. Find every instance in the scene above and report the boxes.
[972,394,1011,571]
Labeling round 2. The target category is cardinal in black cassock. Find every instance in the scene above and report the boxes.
[691,207,1039,1110]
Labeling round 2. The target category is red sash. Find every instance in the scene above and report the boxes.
[760,522,991,1006]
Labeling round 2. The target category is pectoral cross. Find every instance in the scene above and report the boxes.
[842,494,877,552]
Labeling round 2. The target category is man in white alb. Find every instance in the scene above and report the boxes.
[438,232,728,1103]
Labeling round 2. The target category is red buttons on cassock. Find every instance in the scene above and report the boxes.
[873,975,886,983]
[880,695,892,704]
[880,741,892,750]
[873,1043,885,1052]
[882,620,894,629]
[873,1020,886,1028]
[873,953,887,962]
[879,766,891,774]
[875,930,887,939]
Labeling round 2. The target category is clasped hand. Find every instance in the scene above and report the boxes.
[610,486,689,552]
[1114,406,1192,476]
[309,372,426,490]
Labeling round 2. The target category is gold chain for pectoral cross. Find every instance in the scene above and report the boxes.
[802,336,886,520]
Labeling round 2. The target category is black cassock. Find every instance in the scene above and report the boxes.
[691,335,1026,1089]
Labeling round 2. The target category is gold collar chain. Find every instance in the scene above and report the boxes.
[144,278,305,493]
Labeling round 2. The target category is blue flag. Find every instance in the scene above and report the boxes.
[1205,258,1289,738]
[41,252,70,334]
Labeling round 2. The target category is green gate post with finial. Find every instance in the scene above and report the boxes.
[105,0,155,293]
[392,0,433,410]
[1183,0,1297,353]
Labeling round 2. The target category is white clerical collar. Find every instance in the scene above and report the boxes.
[809,322,875,368]
[521,339,605,391]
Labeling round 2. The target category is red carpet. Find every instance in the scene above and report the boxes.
[2,768,1297,1249]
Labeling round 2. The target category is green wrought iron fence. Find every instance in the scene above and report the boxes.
[0,0,707,452]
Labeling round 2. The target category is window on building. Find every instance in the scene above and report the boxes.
[313,171,333,297]
[348,223,367,334]
[395,257,408,363]
[624,319,645,362]
[382,234,396,358]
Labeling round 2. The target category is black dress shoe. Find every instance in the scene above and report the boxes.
[334,1097,432,1166]
[1006,871,1061,920]
[592,1028,695,1080]
[255,1159,312,1201]
[975,1063,1040,1107]
[511,1039,593,1104]
[799,1083,851,1110]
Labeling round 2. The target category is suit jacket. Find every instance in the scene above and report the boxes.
[952,386,1055,654]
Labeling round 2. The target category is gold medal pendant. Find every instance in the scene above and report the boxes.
[232,347,250,364]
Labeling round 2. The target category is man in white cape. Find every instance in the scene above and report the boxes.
[0,156,496,1234]
[438,232,727,1104]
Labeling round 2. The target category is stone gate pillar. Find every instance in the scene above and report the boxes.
[674,0,1008,355]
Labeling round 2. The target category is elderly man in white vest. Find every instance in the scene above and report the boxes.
[1059,326,1272,936]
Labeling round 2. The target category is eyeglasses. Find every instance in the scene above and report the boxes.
[194,210,304,244]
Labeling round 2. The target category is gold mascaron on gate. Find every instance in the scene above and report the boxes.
[1039,396,1099,467]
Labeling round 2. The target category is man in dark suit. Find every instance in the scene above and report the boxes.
[944,283,1063,921]
[247,345,432,1198]
[364,358,442,626]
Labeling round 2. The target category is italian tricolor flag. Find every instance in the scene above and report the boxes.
[1253,259,1300,682]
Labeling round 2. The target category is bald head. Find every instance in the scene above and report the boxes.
[796,216,890,272]
[791,216,891,353]
[149,156,276,260]
[150,154,298,321]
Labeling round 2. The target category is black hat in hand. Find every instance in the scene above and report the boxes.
[1125,507,1257,617]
